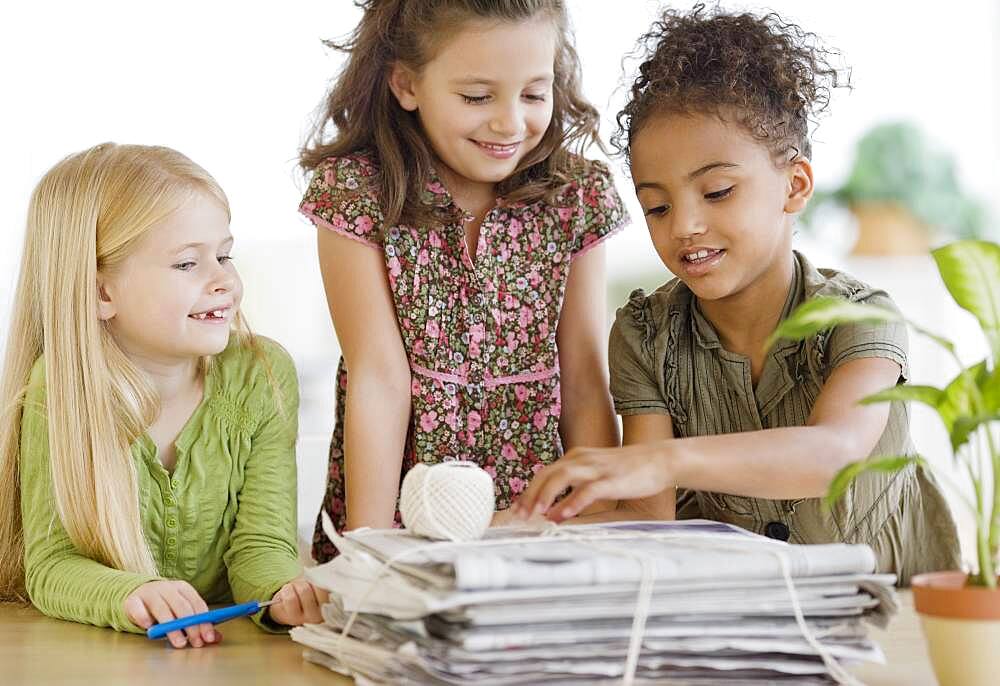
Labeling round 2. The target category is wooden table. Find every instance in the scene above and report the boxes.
[1,592,935,685]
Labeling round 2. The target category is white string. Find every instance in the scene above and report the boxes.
[325,514,868,685]
[399,462,495,542]
[538,523,654,685]
[771,539,864,686]
[550,527,867,686]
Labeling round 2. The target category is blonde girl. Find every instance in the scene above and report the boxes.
[0,143,325,647]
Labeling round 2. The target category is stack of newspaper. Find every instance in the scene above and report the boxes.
[291,517,897,684]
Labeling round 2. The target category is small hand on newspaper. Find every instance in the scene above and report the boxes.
[514,443,674,522]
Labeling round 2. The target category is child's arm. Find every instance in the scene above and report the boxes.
[517,356,900,521]
[555,244,620,515]
[616,414,676,519]
[222,341,307,630]
[557,244,620,449]
[564,413,676,524]
[317,227,411,529]
[19,394,162,633]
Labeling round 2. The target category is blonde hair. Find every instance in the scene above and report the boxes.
[0,143,234,600]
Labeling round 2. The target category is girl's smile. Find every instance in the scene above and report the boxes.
[630,112,810,307]
[471,139,522,159]
[678,246,727,278]
[188,305,232,323]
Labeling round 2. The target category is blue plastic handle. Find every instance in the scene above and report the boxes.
[146,600,263,640]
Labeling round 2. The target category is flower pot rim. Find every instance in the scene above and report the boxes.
[912,571,1000,620]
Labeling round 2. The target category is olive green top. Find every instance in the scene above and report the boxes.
[20,336,302,632]
[609,251,960,584]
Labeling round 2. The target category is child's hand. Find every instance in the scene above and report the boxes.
[490,507,548,527]
[513,445,673,522]
[490,508,520,527]
[124,580,221,649]
[267,576,329,627]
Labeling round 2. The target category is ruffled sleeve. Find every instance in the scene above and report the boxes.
[824,290,909,383]
[609,289,670,416]
[299,154,384,249]
[569,159,629,259]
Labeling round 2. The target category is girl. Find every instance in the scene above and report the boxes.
[0,143,326,649]
[514,6,961,584]
[299,0,628,559]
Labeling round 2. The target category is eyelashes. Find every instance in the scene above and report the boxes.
[460,93,548,105]
[705,186,735,201]
[172,255,233,271]
[641,186,736,217]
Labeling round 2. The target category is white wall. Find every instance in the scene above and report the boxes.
[4,2,997,296]
[1,1,997,551]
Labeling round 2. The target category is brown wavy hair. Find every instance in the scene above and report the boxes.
[299,0,602,230]
[614,3,846,165]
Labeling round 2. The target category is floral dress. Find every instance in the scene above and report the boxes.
[300,152,628,562]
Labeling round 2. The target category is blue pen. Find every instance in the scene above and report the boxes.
[146,599,278,640]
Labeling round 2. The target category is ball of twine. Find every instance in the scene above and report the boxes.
[399,461,496,542]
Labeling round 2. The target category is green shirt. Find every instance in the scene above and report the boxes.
[609,251,960,584]
[20,336,302,632]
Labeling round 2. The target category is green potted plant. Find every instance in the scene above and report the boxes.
[768,239,1000,686]
[806,122,987,255]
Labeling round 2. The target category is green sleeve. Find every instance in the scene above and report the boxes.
[20,377,160,634]
[222,342,302,632]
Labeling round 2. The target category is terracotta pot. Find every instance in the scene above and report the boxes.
[912,571,1000,686]
[849,203,930,256]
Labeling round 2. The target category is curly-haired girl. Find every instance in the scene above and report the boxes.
[516,4,959,584]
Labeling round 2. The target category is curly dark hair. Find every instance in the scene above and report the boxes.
[613,3,846,164]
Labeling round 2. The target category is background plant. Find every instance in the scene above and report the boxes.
[768,240,1000,588]
[804,122,988,240]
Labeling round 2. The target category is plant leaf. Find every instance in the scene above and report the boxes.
[824,455,925,508]
[858,375,998,453]
[936,361,993,452]
[767,294,958,358]
[979,364,1000,410]
[951,414,1000,453]
[766,297,900,351]
[932,240,1000,357]
[859,384,945,408]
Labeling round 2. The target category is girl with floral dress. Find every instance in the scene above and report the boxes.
[299,0,630,561]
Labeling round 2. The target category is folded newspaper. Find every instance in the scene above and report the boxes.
[291,517,897,684]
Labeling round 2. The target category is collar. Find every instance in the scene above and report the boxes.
[420,165,457,210]
[690,251,807,353]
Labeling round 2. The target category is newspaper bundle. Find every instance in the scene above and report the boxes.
[291,518,897,684]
